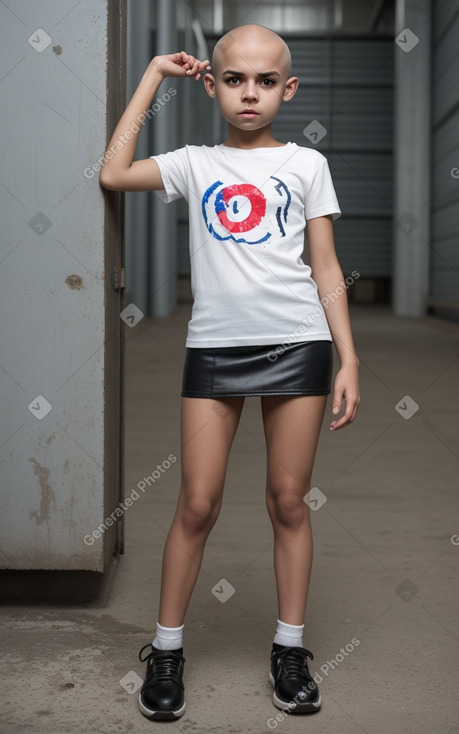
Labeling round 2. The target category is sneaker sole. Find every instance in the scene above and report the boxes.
[269,672,321,713]
[138,695,186,720]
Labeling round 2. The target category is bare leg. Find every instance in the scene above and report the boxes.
[261,395,327,626]
[158,396,245,627]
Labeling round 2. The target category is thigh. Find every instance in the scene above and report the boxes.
[180,396,245,501]
[261,395,327,494]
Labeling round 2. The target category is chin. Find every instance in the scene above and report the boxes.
[229,117,264,130]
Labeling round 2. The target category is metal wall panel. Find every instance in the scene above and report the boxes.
[0,0,124,570]
[430,0,459,306]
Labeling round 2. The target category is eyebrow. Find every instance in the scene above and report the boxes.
[222,70,281,78]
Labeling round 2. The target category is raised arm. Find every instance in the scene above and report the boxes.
[99,52,210,192]
[307,214,360,431]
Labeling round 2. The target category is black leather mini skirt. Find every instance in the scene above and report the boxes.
[181,340,333,398]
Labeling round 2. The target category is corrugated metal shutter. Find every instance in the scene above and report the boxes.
[430,1,459,308]
[272,35,394,278]
[177,33,394,278]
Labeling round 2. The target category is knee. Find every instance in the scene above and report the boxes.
[179,492,219,534]
[267,489,307,528]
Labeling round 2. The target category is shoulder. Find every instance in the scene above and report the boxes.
[154,144,214,160]
[182,144,215,156]
[290,144,329,168]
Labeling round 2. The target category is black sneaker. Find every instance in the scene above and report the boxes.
[269,642,321,713]
[138,644,186,720]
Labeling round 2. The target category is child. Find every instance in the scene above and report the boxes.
[100,23,360,721]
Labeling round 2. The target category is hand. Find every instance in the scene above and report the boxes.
[329,363,360,431]
[150,52,211,81]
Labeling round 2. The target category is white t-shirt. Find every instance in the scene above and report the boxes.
[151,143,341,348]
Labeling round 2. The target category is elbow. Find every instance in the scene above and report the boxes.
[99,168,116,191]
[99,165,126,191]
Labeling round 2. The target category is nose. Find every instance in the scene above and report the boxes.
[242,79,258,102]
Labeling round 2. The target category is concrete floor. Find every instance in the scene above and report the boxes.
[1,279,459,734]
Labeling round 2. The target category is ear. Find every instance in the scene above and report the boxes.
[283,76,299,102]
[203,73,217,98]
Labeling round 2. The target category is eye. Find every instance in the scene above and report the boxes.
[226,76,241,85]
[260,78,275,87]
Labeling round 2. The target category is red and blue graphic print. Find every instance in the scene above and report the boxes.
[201,176,291,244]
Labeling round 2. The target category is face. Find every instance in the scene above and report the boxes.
[204,38,298,133]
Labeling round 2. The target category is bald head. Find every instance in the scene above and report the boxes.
[211,24,292,79]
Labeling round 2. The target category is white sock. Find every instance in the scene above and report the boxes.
[152,622,184,650]
[273,619,304,648]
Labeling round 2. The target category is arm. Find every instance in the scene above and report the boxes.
[99,52,210,192]
[307,214,360,431]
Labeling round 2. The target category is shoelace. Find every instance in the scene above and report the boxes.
[139,644,184,686]
[275,647,314,683]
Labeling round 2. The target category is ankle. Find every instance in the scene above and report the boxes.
[273,619,304,648]
[153,621,184,650]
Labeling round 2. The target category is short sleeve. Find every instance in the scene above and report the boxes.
[149,146,189,203]
[304,155,341,221]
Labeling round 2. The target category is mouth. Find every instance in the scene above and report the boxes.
[238,109,260,117]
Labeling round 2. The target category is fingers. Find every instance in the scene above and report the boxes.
[158,52,210,81]
[180,51,211,80]
[329,400,358,430]
[328,365,360,432]
[329,388,360,431]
